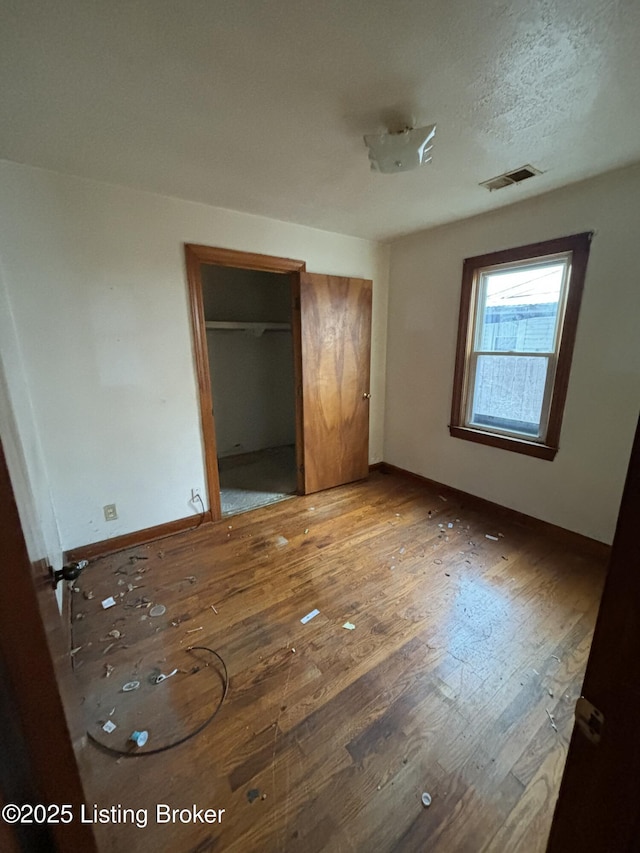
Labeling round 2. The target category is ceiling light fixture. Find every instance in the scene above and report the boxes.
[364,124,436,174]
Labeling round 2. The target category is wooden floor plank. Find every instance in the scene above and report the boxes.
[68,471,606,851]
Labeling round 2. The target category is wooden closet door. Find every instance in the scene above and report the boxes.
[297,273,372,494]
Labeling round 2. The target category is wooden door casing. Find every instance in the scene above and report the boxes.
[184,245,306,518]
[299,273,372,494]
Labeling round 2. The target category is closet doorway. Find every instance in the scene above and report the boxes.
[185,244,373,522]
[202,264,297,516]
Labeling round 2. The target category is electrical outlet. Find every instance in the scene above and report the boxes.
[191,488,201,502]
[103,503,118,521]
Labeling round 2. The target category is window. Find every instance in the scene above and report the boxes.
[450,232,592,460]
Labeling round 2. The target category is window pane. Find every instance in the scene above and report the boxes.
[470,355,548,436]
[477,263,566,353]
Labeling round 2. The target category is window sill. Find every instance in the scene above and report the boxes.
[449,425,557,460]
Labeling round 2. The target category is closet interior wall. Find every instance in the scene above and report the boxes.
[200,265,297,516]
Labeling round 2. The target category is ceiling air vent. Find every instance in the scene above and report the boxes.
[480,165,541,191]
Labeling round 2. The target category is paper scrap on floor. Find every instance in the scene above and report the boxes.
[300,608,320,624]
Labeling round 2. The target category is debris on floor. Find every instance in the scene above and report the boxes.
[342,622,356,630]
[421,792,432,807]
[102,720,117,734]
[300,608,320,624]
[70,646,82,657]
[104,664,114,678]
[129,555,149,564]
[551,655,561,662]
[247,789,261,804]
[274,536,289,548]
[185,626,203,634]
[485,534,499,541]
[84,590,95,601]
[545,709,558,731]
[304,528,309,534]
[101,596,117,609]
[149,604,166,617]
[438,495,447,502]
[122,681,140,692]
[447,523,453,529]
[129,730,148,748]
[185,576,197,584]
[399,547,406,554]
[153,668,178,685]
[433,559,442,565]
[210,605,218,614]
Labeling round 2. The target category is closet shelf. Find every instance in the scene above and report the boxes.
[205,321,291,334]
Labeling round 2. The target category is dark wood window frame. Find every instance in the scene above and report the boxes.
[449,232,592,460]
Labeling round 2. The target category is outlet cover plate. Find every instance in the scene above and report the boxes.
[103,503,118,521]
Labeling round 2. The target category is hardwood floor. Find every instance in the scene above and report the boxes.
[69,471,607,852]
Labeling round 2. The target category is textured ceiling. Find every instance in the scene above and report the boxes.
[1,0,639,241]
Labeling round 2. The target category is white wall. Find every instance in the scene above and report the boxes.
[0,160,389,551]
[207,330,296,456]
[0,254,64,605]
[385,163,640,544]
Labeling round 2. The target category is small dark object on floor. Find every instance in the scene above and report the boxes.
[247,789,260,804]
